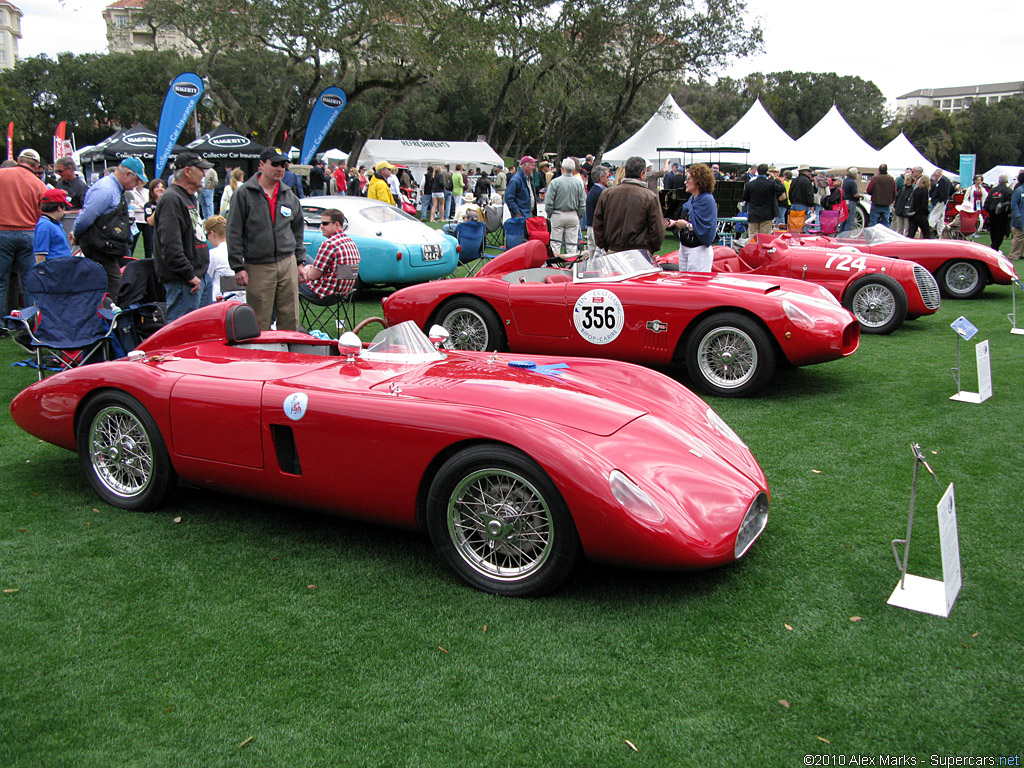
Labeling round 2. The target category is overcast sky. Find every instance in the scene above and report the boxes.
[18,0,1021,111]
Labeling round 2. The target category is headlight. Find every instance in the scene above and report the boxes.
[734,493,769,558]
[997,256,1016,278]
[783,299,815,330]
[816,284,842,306]
[609,470,664,524]
[706,407,747,448]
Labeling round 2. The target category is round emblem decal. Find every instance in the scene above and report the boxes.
[283,392,308,421]
[573,289,624,345]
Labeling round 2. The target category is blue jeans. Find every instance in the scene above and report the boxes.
[200,188,214,220]
[443,190,453,219]
[164,273,212,324]
[838,202,857,233]
[869,204,891,228]
[0,230,36,314]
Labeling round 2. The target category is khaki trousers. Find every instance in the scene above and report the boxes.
[1010,228,1024,260]
[246,258,300,332]
[748,220,774,236]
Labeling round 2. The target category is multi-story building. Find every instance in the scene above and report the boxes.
[896,82,1024,114]
[0,0,22,71]
[103,0,197,55]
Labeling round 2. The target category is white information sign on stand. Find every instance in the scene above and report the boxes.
[1010,278,1024,335]
[950,339,992,403]
[888,483,961,617]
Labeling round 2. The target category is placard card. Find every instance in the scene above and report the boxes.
[888,483,961,618]
[951,316,978,341]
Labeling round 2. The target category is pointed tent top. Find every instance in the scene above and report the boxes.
[718,99,797,168]
[876,132,948,176]
[790,105,880,168]
[604,94,714,165]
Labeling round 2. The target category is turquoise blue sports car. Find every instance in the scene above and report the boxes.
[302,196,459,286]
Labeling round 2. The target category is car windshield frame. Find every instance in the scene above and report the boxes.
[572,249,661,283]
[302,199,422,228]
[360,320,445,364]
[837,225,908,245]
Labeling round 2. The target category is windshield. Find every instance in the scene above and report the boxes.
[573,249,660,282]
[360,204,419,225]
[837,225,907,245]
[361,320,445,363]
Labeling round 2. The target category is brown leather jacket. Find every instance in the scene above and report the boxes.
[592,178,665,254]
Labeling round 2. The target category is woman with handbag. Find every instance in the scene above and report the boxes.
[985,174,1013,252]
[905,175,932,239]
[666,163,717,272]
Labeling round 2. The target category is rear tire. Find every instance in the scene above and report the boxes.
[437,297,507,352]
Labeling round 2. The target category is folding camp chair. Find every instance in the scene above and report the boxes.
[299,264,358,336]
[484,205,505,250]
[503,216,527,249]
[455,220,487,276]
[4,257,124,380]
[945,210,983,242]
[819,210,840,235]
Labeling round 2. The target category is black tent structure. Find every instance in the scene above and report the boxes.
[78,123,188,180]
[186,124,265,161]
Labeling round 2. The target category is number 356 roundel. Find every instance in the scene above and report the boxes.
[573,289,624,345]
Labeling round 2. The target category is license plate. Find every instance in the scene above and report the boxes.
[422,244,442,261]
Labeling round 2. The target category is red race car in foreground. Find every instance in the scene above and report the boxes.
[659,232,942,335]
[10,302,770,596]
[825,226,1017,299]
[383,240,859,397]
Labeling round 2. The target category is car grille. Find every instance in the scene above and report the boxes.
[914,265,941,309]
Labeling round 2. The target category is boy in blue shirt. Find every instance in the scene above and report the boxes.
[34,188,72,263]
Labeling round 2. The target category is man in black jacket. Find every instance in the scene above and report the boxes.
[227,147,308,332]
[741,164,786,235]
[929,169,952,238]
[153,151,213,322]
[789,164,815,227]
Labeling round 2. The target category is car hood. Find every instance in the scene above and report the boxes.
[367,354,648,436]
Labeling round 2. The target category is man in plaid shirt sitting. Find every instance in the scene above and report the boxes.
[301,208,360,300]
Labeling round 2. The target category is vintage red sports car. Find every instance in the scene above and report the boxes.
[382,240,860,397]
[823,226,1017,300]
[659,232,942,334]
[10,302,770,597]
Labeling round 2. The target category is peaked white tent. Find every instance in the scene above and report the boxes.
[981,165,1024,186]
[717,99,797,168]
[790,105,880,168]
[877,132,947,177]
[604,95,714,166]
[357,139,503,183]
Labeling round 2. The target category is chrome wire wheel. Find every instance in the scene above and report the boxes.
[88,405,154,499]
[696,325,758,390]
[441,307,490,350]
[851,283,896,329]
[943,261,980,296]
[446,468,554,583]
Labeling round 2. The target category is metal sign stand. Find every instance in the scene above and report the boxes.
[1009,279,1024,335]
[888,444,961,617]
[948,316,991,403]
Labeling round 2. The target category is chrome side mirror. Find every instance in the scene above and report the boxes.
[338,331,362,361]
[428,324,450,350]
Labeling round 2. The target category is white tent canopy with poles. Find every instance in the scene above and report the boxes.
[789,105,882,169]
[603,94,714,166]
[717,99,797,169]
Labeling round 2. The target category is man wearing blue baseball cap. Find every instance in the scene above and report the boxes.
[72,157,148,298]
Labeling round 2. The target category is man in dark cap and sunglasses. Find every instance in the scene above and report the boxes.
[227,147,307,331]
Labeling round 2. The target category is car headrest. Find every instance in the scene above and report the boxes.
[523,240,548,270]
[226,303,260,342]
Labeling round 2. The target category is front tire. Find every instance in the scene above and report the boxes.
[843,274,908,334]
[937,260,986,299]
[77,392,176,511]
[426,445,580,596]
[685,312,776,397]
[436,297,507,352]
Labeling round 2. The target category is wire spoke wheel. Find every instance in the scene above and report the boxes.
[851,283,896,328]
[442,307,490,350]
[696,325,758,389]
[89,406,154,498]
[942,261,981,297]
[447,468,554,582]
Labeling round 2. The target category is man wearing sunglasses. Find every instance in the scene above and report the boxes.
[301,208,360,300]
[227,147,307,332]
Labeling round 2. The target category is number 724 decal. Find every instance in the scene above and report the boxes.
[825,253,868,272]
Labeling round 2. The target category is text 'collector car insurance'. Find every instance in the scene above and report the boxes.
[573,289,624,345]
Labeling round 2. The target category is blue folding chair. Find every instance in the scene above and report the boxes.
[503,216,527,249]
[4,257,124,380]
[455,220,487,276]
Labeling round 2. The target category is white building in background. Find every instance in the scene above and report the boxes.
[0,0,22,71]
[103,0,197,55]
[896,82,1024,114]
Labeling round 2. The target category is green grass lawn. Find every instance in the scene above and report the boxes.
[2,258,1022,765]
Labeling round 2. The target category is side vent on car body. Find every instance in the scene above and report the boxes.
[914,265,941,309]
[270,424,302,475]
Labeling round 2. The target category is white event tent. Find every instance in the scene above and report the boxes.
[603,95,714,166]
[717,99,797,168]
[981,165,1024,186]
[357,139,504,183]
[877,132,948,177]
[789,105,881,169]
